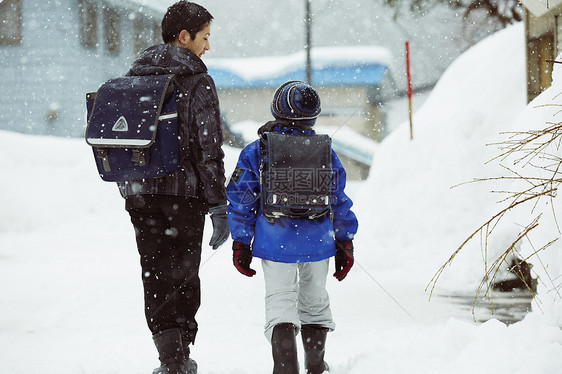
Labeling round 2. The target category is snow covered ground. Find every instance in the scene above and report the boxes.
[1,23,562,373]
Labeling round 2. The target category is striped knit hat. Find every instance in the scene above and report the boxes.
[271,81,321,125]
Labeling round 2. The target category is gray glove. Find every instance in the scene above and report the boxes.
[209,205,230,249]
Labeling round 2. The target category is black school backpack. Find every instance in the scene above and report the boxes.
[259,131,333,222]
[85,74,182,182]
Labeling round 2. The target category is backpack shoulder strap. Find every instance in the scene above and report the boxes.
[177,73,214,166]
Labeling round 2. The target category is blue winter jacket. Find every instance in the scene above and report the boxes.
[227,122,358,263]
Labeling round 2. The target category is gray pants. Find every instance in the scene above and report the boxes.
[262,259,335,342]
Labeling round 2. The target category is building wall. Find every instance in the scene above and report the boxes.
[218,84,383,141]
[0,0,161,137]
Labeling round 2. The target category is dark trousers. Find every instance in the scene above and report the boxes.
[126,194,206,343]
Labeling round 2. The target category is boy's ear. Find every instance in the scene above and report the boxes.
[177,29,191,46]
[171,29,190,47]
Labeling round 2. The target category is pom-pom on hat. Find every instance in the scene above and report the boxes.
[271,81,321,125]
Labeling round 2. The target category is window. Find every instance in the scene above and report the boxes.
[104,7,120,55]
[0,0,22,46]
[79,0,98,48]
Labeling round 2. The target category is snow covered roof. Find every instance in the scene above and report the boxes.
[206,46,391,89]
[520,0,562,17]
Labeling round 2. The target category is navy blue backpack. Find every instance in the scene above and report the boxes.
[85,74,180,182]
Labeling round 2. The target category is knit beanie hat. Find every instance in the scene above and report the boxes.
[271,81,321,125]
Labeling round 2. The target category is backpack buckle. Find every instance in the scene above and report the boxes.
[96,148,111,172]
[131,149,146,166]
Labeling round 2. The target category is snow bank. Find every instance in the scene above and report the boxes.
[357,21,562,323]
[357,23,526,288]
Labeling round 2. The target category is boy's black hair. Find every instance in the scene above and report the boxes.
[161,1,213,44]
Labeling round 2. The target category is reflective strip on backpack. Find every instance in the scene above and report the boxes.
[86,138,152,147]
[159,112,178,121]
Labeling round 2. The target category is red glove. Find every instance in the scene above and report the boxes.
[333,241,354,281]
[233,241,257,277]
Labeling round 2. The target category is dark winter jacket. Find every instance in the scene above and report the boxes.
[227,122,358,263]
[117,44,227,208]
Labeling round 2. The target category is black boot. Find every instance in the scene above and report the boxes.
[301,325,329,374]
[182,331,198,374]
[152,328,196,374]
[271,323,299,374]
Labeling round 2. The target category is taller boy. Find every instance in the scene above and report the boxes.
[227,81,359,373]
[118,2,228,374]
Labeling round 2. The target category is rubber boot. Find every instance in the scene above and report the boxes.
[182,332,198,374]
[152,328,194,374]
[271,323,299,374]
[301,324,329,374]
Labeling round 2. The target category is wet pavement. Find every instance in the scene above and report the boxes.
[439,289,534,324]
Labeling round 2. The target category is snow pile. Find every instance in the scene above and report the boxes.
[357,22,525,285]
[1,22,561,374]
[357,22,562,322]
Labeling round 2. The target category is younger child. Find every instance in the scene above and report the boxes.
[226,81,358,374]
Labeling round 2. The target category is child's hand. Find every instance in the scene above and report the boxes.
[233,241,257,277]
[334,241,354,281]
